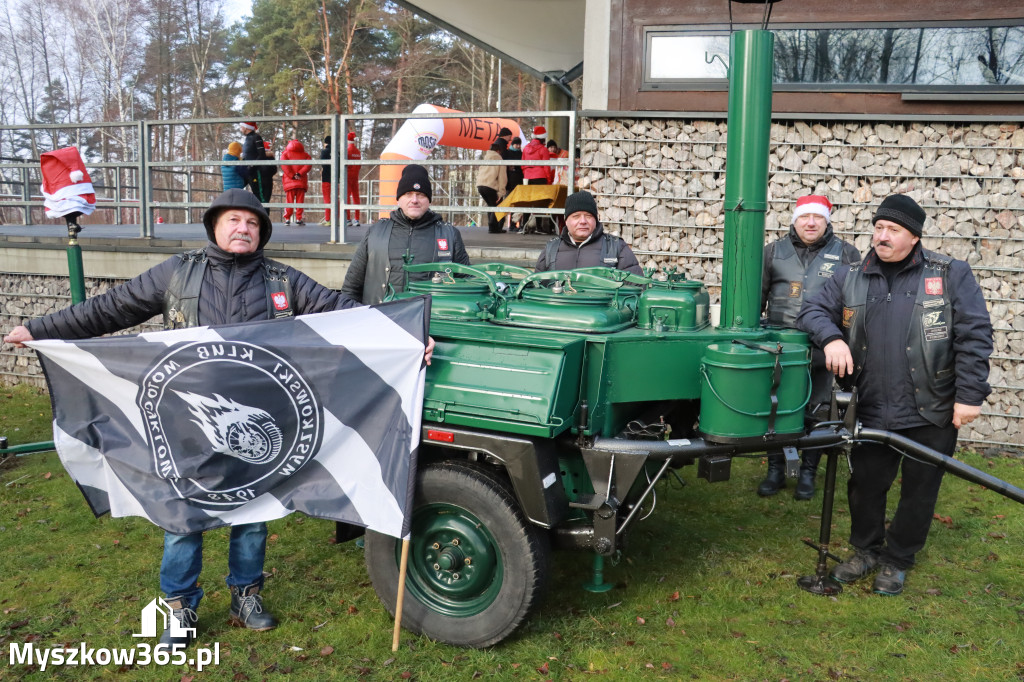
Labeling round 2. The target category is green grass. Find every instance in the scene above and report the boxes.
[1,383,1022,680]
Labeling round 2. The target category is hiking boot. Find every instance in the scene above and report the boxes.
[830,550,879,584]
[872,563,906,596]
[794,467,816,500]
[157,596,197,649]
[757,457,785,497]
[228,583,278,631]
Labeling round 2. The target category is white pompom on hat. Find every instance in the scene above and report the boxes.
[792,194,832,225]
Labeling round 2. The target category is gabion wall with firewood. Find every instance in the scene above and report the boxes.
[578,116,1024,448]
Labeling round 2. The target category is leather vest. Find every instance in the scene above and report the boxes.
[544,233,621,270]
[767,236,845,328]
[841,249,955,427]
[163,249,294,330]
[362,219,457,304]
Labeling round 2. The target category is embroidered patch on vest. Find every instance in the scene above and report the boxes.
[789,281,802,297]
[922,309,948,341]
[817,262,836,277]
[925,277,943,295]
[272,292,289,311]
[842,307,856,328]
[437,238,449,251]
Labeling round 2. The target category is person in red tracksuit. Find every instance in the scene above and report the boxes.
[345,132,362,226]
[280,139,312,226]
[518,125,554,233]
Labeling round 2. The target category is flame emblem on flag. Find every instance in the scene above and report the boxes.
[173,391,284,465]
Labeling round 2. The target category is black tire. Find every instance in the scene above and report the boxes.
[365,460,550,648]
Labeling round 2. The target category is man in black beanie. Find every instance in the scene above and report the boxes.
[797,193,992,596]
[343,164,470,304]
[534,190,642,274]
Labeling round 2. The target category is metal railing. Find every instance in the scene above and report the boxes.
[0,111,577,243]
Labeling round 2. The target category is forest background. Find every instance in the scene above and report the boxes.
[0,0,549,170]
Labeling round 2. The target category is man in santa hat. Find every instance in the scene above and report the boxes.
[345,131,362,227]
[40,147,96,220]
[757,194,860,500]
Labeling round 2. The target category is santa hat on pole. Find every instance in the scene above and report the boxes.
[40,147,96,219]
[792,194,832,225]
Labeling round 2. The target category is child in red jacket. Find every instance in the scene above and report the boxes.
[280,139,312,225]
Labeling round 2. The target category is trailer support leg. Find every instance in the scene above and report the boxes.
[797,447,843,595]
[582,553,613,593]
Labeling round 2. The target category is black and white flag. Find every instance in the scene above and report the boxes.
[29,298,428,539]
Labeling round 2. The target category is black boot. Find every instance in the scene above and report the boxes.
[157,596,197,649]
[794,451,821,500]
[757,455,785,497]
[229,583,278,631]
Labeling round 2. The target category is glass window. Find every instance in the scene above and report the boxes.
[644,24,1024,90]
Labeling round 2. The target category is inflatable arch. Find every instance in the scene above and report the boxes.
[378,103,522,213]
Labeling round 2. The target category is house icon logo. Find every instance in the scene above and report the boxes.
[132,597,196,639]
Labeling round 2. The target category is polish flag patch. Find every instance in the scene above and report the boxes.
[437,238,449,251]
[925,277,943,296]
[272,292,289,311]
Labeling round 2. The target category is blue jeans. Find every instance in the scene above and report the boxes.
[160,522,268,610]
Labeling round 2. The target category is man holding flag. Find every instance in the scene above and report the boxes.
[4,188,433,648]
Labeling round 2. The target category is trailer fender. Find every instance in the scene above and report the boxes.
[421,425,569,528]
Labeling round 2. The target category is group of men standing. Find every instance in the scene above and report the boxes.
[1,122,996,650]
[763,192,992,597]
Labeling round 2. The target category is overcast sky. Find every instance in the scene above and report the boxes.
[222,0,251,24]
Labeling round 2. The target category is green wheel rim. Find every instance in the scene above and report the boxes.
[400,502,504,617]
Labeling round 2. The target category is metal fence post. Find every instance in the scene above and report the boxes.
[20,166,30,226]
[139,121,151,238]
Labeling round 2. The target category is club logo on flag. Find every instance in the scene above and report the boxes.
[272,292,289,311]
[138,340,324,508]
[437,238,449,251]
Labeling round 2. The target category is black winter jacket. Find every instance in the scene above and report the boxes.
[534,222,642,274]
[27,245,360,340]
[795,243,992,429]
[342,209,470,303]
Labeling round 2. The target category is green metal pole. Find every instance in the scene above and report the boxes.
[66,226,86,304]
[720,30,774,331]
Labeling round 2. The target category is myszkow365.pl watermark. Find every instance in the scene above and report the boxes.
[8,597,220,672]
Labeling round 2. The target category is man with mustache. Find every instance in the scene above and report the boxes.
[4,188,434,646]
[796,194,992,596]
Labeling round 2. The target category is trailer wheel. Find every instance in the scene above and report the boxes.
[365,460,550,648]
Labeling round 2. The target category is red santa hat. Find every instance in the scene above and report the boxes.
[792,195,832,225]
[40,147,96,218]
[240,121,258,132]
[533,125,546,138]
[263,141,273,151]
[347,132,356,141]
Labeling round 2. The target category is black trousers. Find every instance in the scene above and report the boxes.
[477,186,501,231]
[847,422,957,569]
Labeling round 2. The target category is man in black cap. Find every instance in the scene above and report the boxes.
[4,188,434,646]
[797,193,992,596]
[343,164,470,304]
[534,190,642,274]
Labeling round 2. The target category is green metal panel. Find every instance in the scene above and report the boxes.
[423,321,585,437]
[720,29,775,331]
